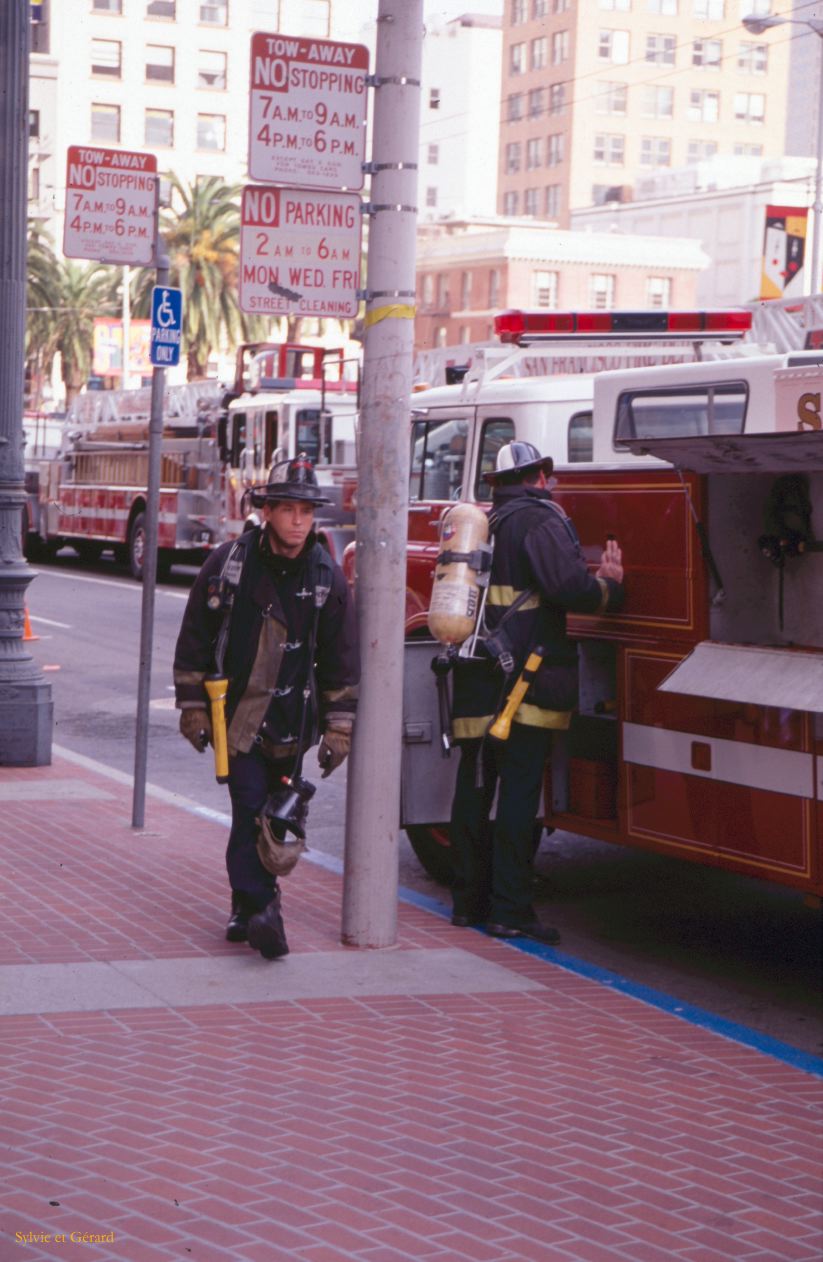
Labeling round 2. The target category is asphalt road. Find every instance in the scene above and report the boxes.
[24,547,823,1060]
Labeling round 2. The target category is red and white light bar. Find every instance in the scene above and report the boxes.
[494,309,753,345]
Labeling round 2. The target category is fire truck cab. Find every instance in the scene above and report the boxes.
[396,310,823,899]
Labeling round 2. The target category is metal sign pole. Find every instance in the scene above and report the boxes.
[131,216,169,829]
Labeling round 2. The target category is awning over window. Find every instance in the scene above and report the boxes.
[620,431,823,473]
[658,641,823,713]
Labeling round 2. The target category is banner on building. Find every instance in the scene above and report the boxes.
[760,205,808,299]
[93,319,152,378]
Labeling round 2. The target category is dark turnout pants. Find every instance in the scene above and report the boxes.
[226,746,291,912]
[449,724,551,927]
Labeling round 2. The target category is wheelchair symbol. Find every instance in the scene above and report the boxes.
[156,289,176,328]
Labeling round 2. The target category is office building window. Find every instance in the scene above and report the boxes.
[508,93,524,121]
[546,132,565,165]
[595,81,628,114]
[545,183,561,217]
[647,0,677,10]
[734,92,765,123]
[29,165,41,202]
[647,276,671,307]
[693,38,722,68]
[146,45,175,82]
[552,0,569,9]
[460,272,472,308]
[688,89,719,121]
[198,49,227,89]
[532,36,548,70]
[526,137,542,169]
[437,273,449,306]
[590,273,616,309]
[693,0,723,15]
[145,108,173,146]
[549,83,566,114]
[505,142,522,172]
[29,109,40,139]
[200,1,228,23]
[552,30,569,63]
[489,268,500,307]
[429,88,440,109]
[733,142,762,156]
[197,113,226,149]
[426,186,437,207]
[427,144,439,164]
[598,29,629,62]
[642,84,673,116]
[533,270,558,308]
[746,0,770,12]
[640,136,671,165]
[593,133,625,163]
[688,139,718,160]
[533,0,550,14]
[646,33,675,63]
[91,39,122,77]
[529,88,545,117]
[599,0,630,7]
[738,41,767,73]
[511,42,526,74]
[512,0,528,21]
[93,0,122,11]
[91,103,120,142]
[503,190,519,215]
[422,274,434,306]
[147,0,175,16]
[524,188,539,215]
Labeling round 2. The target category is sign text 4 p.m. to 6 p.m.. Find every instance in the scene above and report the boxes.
[63,146,158,266]
[248,33,369,191]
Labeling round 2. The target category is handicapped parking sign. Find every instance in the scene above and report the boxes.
[150,285,183,367]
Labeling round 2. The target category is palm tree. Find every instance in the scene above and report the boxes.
[132,173,267,380]
[26,220,60,409]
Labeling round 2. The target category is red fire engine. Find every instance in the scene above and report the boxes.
[25,343,359,578]
[373,309,823,900]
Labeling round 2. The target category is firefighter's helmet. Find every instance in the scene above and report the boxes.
[249,453,331,507]
[485,440,554,485]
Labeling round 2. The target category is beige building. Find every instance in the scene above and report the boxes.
[498,0,791,227]
[415,216,708,348]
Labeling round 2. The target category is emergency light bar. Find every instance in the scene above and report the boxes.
[494,309,753,345]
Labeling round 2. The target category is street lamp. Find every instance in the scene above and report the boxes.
[743,12,823,295]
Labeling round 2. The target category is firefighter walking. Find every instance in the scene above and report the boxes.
[447,441,624,943]
[173,455,359,959]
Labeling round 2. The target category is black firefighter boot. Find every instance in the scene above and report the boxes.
[247,889,289,960]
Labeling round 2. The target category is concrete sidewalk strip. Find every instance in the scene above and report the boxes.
[0,948,544,1016]
[0,778,113,801]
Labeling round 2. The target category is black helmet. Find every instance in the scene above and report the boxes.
[249,453,331,507]
[485,440,554,485]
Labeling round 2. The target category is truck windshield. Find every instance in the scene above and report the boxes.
[409,417,469,501]
[615,381,748,447]
[295,409,332,464]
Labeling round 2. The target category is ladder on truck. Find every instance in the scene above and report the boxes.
[747,295,823,352]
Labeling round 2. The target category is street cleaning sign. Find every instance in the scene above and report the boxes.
[248,33,368,190]
[150,286,183,367]
[63,146,158,266]
[239,184,361,318]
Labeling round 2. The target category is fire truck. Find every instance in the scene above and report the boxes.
[24,343,358,578]
[379,308,823,901]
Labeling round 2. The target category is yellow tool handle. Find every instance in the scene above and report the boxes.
[488,648,544,742]
[204,676,229,783]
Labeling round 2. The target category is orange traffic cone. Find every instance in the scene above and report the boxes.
[23,604,39,642]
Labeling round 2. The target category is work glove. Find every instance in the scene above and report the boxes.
[318,727,351,778]
[180,707,212,753]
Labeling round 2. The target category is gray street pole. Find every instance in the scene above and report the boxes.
[341,0,423,947]
[812,33,823,295]
[131,234,168,829]
[0,0,52,766]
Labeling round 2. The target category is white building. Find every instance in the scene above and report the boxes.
[419,12,502,221]
[571,156,818,306]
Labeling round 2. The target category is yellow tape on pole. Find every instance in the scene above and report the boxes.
[364,303,416,328]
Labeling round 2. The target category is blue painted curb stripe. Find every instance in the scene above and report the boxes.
[397,885,823,1081]
[53,746,823,1079]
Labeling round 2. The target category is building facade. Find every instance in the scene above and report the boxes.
[415,217,708,348]
[419,13,503,220]
[498,0,791,227]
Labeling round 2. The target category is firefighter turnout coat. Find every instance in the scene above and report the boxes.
[451,484,623,739]
[174,526,359,759]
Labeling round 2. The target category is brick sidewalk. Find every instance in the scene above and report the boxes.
[1,754,822,1262]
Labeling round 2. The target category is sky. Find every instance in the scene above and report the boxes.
[333,0,503,43]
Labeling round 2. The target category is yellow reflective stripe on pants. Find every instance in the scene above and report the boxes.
[452,705,572,740]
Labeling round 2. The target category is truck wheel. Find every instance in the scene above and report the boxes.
[128,512,147,581]
[405,825,454,885]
